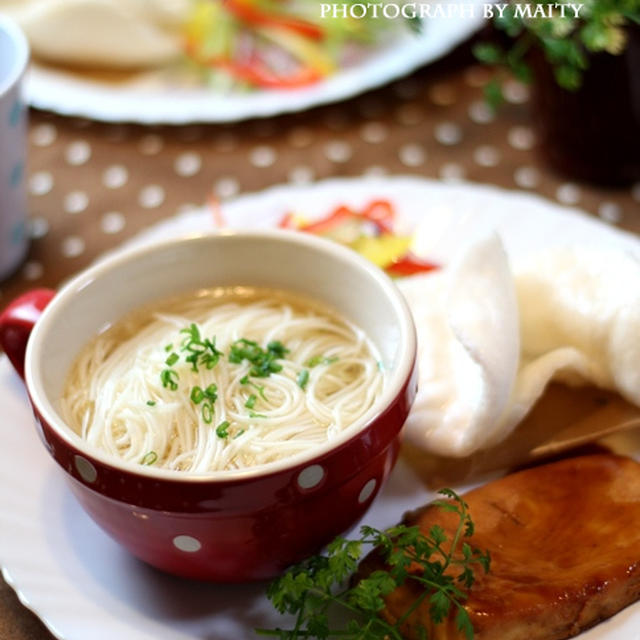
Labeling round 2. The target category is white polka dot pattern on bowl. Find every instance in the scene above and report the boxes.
[358,479,377,504]
[173,535,202,553]
[74,455,97,483]
[297,465,325,490]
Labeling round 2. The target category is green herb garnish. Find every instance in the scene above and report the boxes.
[165,352,179,367]
[160,368,179,391]
[245,394,257,409]
[146,400,156,407]
[297,369,309,390]
[179,323,223,373]
[191,383,218,423]
[256,489,490,640]
[140,451,158,466]
[216,420,230,438]
[229,338,289,378]
[306,355,339,368]
[249,411,267,419]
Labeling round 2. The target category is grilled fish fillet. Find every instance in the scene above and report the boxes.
[367,454,640,640]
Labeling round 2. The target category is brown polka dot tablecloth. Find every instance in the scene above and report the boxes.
[0,39,638,640]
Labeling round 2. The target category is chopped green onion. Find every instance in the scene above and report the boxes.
[141,451,157,465]
[249,411,267,419]
[165,352,179,367]
[240,375,249,384]
[216,420,230,438]
[233,429,245,439]
[306,355,339,368]
[229,338,288,378]
[204,384,218,401]
[146,400,156,407]
[297,369,309,390]
[160,369,179,391]
[245,394,257,409]
[191,386,204,404]
[202,403,213,424]
[164,343,173,352]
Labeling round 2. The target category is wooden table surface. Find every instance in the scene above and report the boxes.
[1,39,638,640]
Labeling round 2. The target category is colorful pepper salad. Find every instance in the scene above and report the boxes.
[279,200,438,276]
[183,0,412,89]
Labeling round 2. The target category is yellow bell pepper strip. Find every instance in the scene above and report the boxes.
[278,200,439,276]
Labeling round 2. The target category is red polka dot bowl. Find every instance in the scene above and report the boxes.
[0,231,417,581]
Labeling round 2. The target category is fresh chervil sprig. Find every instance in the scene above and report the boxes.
[256,489,490,640]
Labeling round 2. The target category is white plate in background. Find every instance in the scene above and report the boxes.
[24,8,484,123]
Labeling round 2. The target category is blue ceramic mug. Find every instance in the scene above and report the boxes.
[0,16,29,281]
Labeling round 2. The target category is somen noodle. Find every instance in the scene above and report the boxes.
[60,287,384,472]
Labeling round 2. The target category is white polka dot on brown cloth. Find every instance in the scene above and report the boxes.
[214,132,238,152]
[102,165,129,189]
[29,171,53,196]
[22,261,43,281]
[598,202,622,224]
[395,103,423,126]
[360,122,388,144]
[61,236,86,258]
[139,185,165,209]
[439,163,466,181]
[468,100,495,124]
[428,83,457,106]
[30,123,57,147]
[324,140,352,163]
[64,191,89,214]
[362,165,388,177]
[514,166,540,189]
[65,140,92,165]
[288,126,314,148]
[503,80,530,104]
[288,166,315,185]
[215,177,240,199]
[508,126,536,150]
[29,217,49,239]
[101,212,126,234]
[434,122,462,146]
[464,65,492,87]
[556,183,581,205]
[250,145,277,168]
[398,143,426,167]
[174,152,203,177]
[138,134,164,155]
[474,145,501,167]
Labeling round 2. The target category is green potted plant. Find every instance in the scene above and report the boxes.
[474,0,640,185]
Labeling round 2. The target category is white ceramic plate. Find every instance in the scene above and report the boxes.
[2,176,640,640]
[24,8,484,123]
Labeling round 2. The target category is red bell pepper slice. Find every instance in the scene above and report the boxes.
[223,0,325,41]
[386,254,439,276]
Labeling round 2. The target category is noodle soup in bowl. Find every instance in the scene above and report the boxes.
[0,230,417,581]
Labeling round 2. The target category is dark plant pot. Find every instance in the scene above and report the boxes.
[530,26,640,186]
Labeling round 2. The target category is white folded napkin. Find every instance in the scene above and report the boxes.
[398,235,640,457]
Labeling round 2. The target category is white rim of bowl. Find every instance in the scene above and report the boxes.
[25,229,417,483]
[0,16,29,98]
